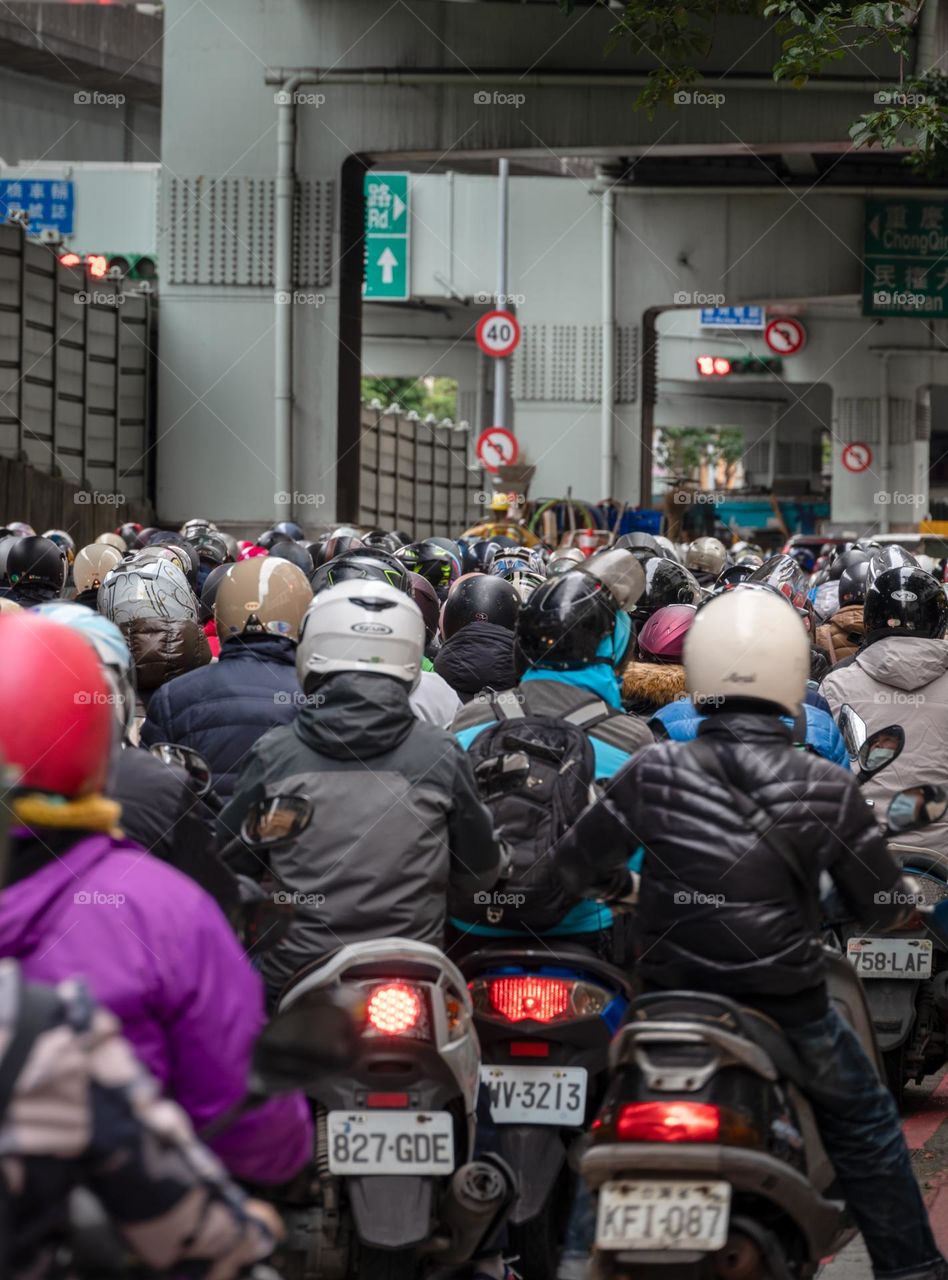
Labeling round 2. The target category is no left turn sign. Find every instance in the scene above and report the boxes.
[475,310,521,359]
[841,442,873,473]
[764,316,806,356]
[476,426,519,472]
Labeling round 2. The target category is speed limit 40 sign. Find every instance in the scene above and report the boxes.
[476,310,521,359]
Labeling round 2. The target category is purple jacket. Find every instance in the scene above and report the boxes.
[0,832,313,1184]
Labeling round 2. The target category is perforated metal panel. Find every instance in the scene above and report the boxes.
[165,177,335,287]
[357,405,482,536]
[514,323,638,403]
[837,398,880,444]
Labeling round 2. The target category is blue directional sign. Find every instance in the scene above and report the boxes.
[699,305,764,330]
[0,178,75,236]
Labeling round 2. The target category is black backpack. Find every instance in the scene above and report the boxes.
[466,690,609,930]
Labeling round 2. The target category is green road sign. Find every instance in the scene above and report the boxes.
[364,172,410,301]
[863,198,948,318]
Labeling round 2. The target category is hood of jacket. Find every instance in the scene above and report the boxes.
[218,633,297,667]
[294,671,418,760]
[856,636,948,691]
[434,622,517,701]
[521,658,624,710]
[0,833,120,958]
[622,660,686,711]
[122,617,212,691]
[816,605,865,667]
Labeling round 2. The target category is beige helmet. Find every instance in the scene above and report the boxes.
[684,588,809,717]
[214,557,312,641]
[95,531,127,553]
[74,543,123,593]
[0,598,22,614]
[685,536,727,578]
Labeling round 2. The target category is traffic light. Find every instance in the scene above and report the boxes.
[58,252,156,281]
[697,353,783,378]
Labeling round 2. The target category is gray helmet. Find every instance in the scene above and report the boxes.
[98,558,197,626]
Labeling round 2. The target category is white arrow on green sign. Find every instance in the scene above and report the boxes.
[364,172,410,301]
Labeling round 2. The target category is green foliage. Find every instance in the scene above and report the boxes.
[583,0,948,171]
[361,376,458,421]
[656,426,742,481]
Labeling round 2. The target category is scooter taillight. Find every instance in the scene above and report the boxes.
[362,981,430,1040]
[617,1102,720,1143]
[470,975,611,1025]
[604,1101,762,1148]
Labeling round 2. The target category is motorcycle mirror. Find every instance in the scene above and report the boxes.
[250,989,358,1094]
[838,703,868,761]
[149,742,213,797]
[856,724,905,778]
[240,794,313,849]
[886,784,948,835]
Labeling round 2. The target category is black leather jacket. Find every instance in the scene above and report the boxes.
[555,712,907,1019]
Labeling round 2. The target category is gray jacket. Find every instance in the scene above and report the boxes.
[821,636,948,857]
[218,672,501,996]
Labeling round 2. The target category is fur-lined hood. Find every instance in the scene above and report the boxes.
[622,660,687,716]
[815,604,865,668]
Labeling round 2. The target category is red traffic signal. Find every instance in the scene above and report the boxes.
[697,355,732,377]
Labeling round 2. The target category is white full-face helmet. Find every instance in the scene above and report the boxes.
[684,587,809,717]
[296,579,425,693]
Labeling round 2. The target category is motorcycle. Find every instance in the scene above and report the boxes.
[253,797,515,1280]
[835,706,948,1103]
[460,945,632,1280]
[578,746,945,1278]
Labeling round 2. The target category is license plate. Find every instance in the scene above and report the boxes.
[326,1111,454,1175]
[846,937,933,979]
[480,1064,588,1125]
[596,1180,731,1252]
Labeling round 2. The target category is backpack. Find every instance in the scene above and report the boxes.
[465,690,609,930]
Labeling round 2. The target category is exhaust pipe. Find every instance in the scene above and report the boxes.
[423,1154,518,1263]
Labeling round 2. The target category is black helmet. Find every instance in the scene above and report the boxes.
[828,548,869,581]
[117,522,143,548]
[407,571,441,643]
[864,566,948,641]
[149,535,200,588]
[314,533,365,567]
[464,539,502,574]
[442,574,521,640]
[838,560,872,608]
[199,561,231,626]
[360,529,390,550]
[256,528,293,551]
[188,529,230,568]
[427,537,463,571]
[272,520,304,541]
[6,535,67,601]
[268,540,314,575]
[716,563,757,589]
[311,549,411,596]
[615,532,662,554]
[867,544,919,587]
[632,558,702,623]
[395,539,461,600]
[516,571,625,672]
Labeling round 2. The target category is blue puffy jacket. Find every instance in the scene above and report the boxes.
[140,635,302,799]
[651,695,849,769]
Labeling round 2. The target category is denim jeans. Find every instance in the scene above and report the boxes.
[787,1006,943,1279]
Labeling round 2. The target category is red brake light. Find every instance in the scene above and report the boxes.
[509,1040,550,1057]
[366,982,422,1035]
[617,1102,721,1143]
[488,976,570,1023]
[366,1092,409,1108]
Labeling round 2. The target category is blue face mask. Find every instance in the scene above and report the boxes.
[888,792,918,828]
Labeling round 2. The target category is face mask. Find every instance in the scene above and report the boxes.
[865,747,894,771]
[888,793,918,826]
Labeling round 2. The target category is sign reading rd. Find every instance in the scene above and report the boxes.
[364,173,410,301]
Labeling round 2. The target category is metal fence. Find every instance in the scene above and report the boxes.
[357,403,483,538]
[0,224,155,533]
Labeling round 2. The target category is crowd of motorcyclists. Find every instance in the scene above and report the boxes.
[0,507,947,1279]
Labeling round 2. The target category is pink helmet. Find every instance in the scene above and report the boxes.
[637,604,697,663]
[238,542,268,561]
